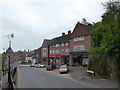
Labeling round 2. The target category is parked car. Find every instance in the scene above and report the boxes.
[59,65,69,74]
[46,65,54,71]
[36,64,46,68]
[30,64,35,67]
[40,64,46,68]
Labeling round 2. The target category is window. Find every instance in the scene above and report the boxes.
[42,47,47,50]
[79,36,84,41]
[65,49,69,53]
[53,50,55,53]
[74,38,78,41]
[65,42,69,46]
[79,45,85,50]
[42,52,46,55]
[56,44,60,47]
[74,46,79,51]
[61,49,64,53]
[56,50,60,53]
[50,50,52,53]
[61,43,64,46]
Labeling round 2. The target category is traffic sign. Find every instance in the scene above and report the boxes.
[6,47,14,57]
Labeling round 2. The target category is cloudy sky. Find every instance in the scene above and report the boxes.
[0,0,107,53]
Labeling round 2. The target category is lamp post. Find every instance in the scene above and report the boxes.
[6,33,14,83]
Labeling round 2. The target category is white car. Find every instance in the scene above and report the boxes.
[30,64,35,67]
[36,64,46,68]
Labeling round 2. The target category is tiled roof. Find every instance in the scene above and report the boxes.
[41,39,51,47]
[49,34,71,45]
[41,22,93,47]
[71,22,93,39]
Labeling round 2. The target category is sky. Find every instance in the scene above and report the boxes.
[0,0,108,53]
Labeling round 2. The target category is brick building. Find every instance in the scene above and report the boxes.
[69,22,93,66]
[40,22,93,66]
[48,31,71,66]
[41,39,51,64]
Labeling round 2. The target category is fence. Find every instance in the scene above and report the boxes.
[9,67,17,89]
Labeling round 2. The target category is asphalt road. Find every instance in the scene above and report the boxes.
[17,66,98,88]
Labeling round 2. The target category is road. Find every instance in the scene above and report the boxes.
[17,66,98,88]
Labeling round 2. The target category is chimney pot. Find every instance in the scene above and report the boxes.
[62,32,65,36]
[68,30,71,34]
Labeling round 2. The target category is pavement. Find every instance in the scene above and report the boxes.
[69,66,119,88]
[1,73,9,88]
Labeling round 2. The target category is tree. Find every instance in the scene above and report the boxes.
[89,1,120,78]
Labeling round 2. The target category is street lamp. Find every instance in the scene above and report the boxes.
[7,33,14,47]
[6,33,14,83]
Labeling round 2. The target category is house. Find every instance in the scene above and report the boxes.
[25,51,33,63]
[69,22,93,66]
[37,47,42,64]
[41,39,51,64]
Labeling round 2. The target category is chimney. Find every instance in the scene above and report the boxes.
[62,32,65,36]
[68,30,71,34]
[28,49,29,52]
[88,23,92,26]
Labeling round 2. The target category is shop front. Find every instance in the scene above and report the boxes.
[70,52,88,66]
[49,55,62,65]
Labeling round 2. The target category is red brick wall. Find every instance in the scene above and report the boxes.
[49,44,70,56]
[41,47,48,58]
[69,35,91,52]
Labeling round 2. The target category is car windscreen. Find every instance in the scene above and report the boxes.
[60,66,67,69]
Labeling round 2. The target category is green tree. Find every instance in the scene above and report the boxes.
[89,1,120,78]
